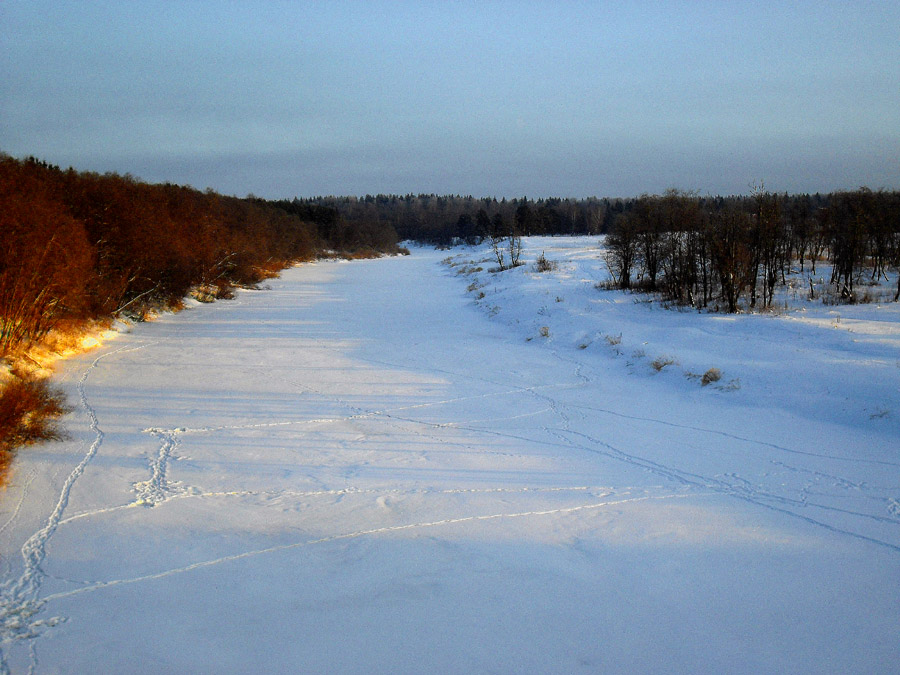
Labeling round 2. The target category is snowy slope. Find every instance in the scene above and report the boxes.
[1,241,898,674]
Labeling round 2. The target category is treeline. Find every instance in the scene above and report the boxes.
[0,154,400,360]
[604,188,900,312]
[293,194,619,244]
[255,197,401,252]
[290,189,900,311]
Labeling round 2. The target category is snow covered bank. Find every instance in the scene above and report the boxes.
[1,245,898,673]
[448,236,900,435]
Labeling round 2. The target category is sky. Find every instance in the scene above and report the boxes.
[2,0,898,199]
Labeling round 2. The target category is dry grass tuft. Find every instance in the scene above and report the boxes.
[701,368,722,386]
[650,356,677,372]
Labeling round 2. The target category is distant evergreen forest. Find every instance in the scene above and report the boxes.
[265,194,617,245]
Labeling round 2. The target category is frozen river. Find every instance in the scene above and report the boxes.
[2,244,898,673]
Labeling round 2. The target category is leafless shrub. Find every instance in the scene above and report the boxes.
[534,252,557,273]
[0,372,70,485]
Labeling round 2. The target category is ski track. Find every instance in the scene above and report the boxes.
[382,333,897,512]
[379,401,900,553]
[553,428,900,553]
[537,344,900,539]
[0,472,35,541]
[54,484,607,528]
[491,363,900,551]
[564,400,900,468]
[39,492,687,605]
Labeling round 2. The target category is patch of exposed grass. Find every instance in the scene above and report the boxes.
[650,356,677,372]
[701,368,722,386]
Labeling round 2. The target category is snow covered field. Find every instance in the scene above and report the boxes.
[1,238,898,673]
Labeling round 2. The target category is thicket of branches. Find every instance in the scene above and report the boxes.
[604,188,900,312]
[0,374,69,480]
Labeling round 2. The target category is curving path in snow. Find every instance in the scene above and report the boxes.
[1,245,898,673]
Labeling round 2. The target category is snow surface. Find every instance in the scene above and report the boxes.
[1,237,898,674]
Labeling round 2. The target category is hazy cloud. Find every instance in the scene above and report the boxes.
[3,0,898,198]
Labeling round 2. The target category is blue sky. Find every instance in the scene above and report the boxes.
[2,1,898,198]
